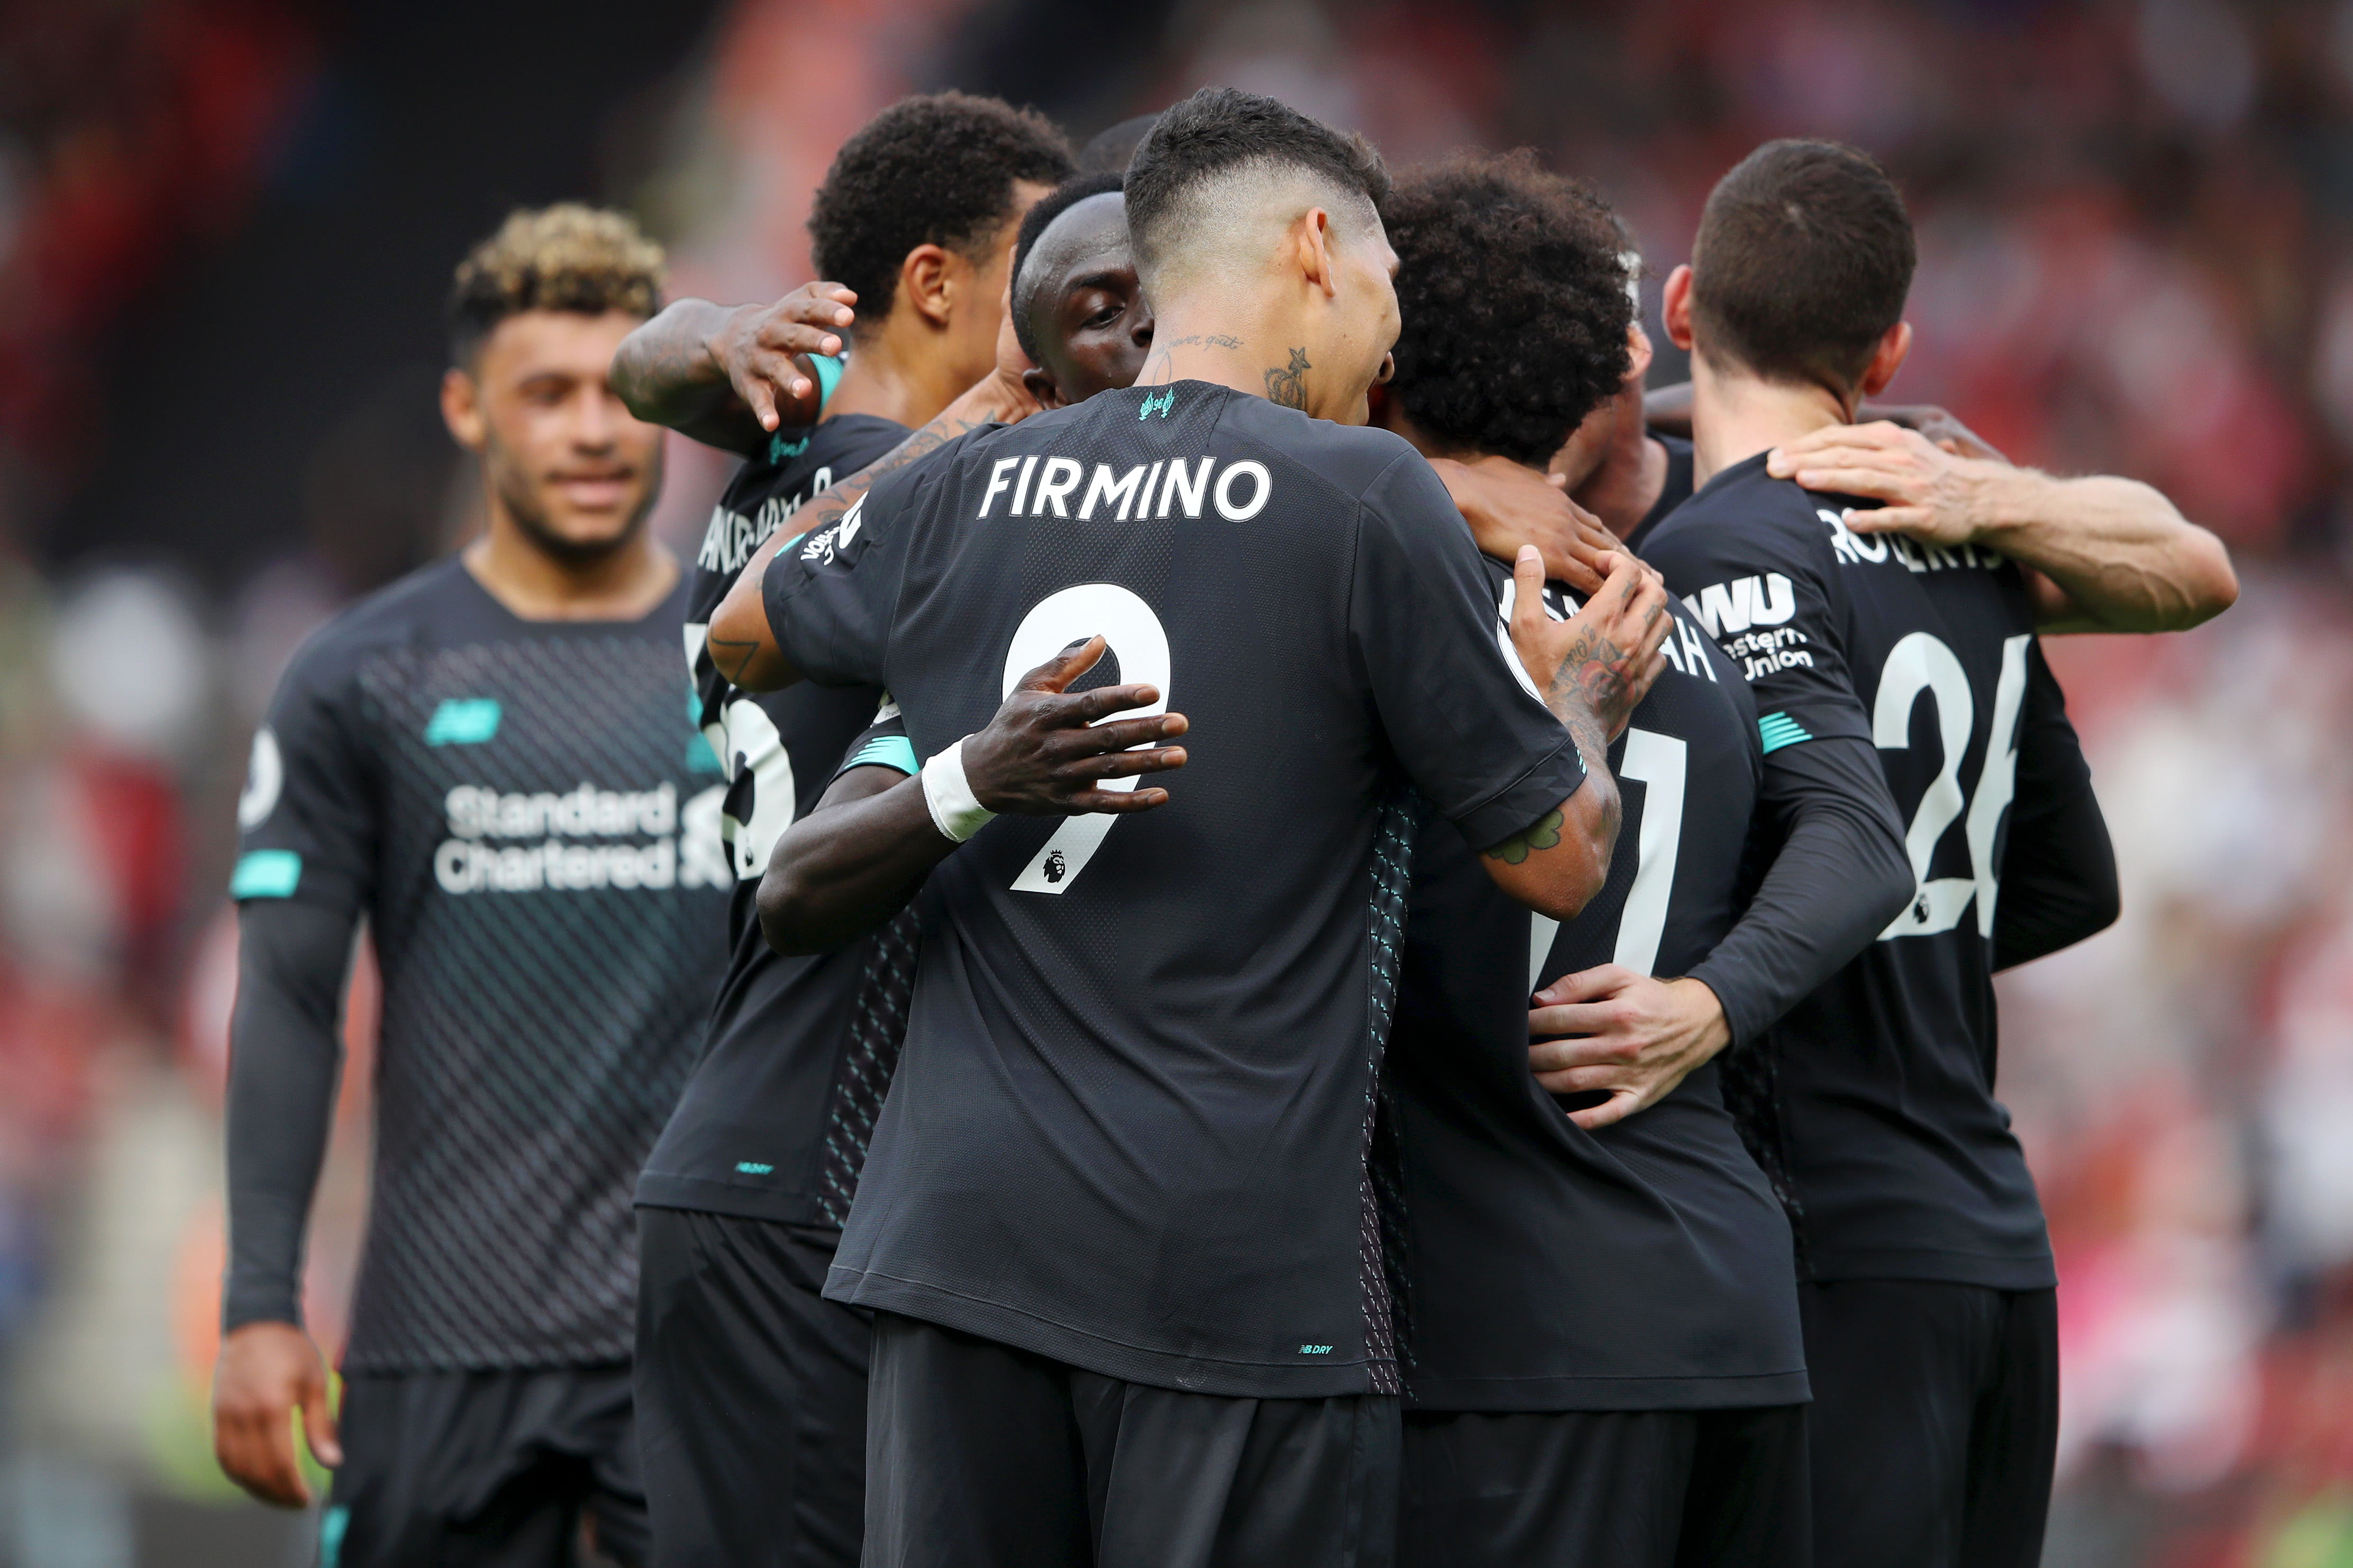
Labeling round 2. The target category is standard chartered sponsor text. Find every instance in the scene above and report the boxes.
[435,782,726,894]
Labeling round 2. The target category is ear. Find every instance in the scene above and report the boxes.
[441,366,486,452]
[1624,321,1654,385]
[1859,320,1912,397]
[1294,208,1339,299]
[1022,363,1066,410]
[1661,266,1697,353]
[899,243,956,329]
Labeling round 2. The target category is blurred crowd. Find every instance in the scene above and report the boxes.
[3,0,2352,1563]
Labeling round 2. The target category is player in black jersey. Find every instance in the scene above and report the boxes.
[1366,150,1911,1568]
[604,96,1071,1568]
[212,207,727,1567]
[1622,141,2228,1568]
[743,88,1672,1568]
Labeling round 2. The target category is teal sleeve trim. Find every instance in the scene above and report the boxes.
[840,735,919,778]
[231,849,304,899]
[812,353,845,409]
[1758,713,1815,755]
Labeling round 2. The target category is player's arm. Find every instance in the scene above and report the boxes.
[609,285,855,455]
[708,315,1046,692]
[1483,548,1671,918]
[214,901,353,1507]
[758,638,1189,953]
[1427,455,1617,593]
[1991,644,2119,970]
[1530,510,1910,1127]
[1767,421,2238,633]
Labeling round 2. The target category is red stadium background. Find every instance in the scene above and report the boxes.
[0,0,2347,1562]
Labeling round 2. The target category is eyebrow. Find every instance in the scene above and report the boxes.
[1063,267,1132,296]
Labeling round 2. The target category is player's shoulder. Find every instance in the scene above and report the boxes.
[1643,454,1838,576]
[1214,392,1426,500]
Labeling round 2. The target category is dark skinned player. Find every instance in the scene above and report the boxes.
[214,207,726,1568]
[605,93,1070,1568]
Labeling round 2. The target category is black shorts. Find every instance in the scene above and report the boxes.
[633,1207,870,1568]
[1800,1279,2058,1568]
[864,1310,1400,1568]
[320,1364,645,1568]
[1400,1404,1809,1568]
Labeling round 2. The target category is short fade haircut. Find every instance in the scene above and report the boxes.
[448,204,664,366]
[1124,87,1389,296]
[1690,139,1914,393]
[1011,170,1126,363]
[808,91,1073,329]
[1385,151,1634,467]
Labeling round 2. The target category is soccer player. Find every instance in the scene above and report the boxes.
[1368,150,1915,1568]
[211,206,727,1567]
[744,87,1672,1567]
[1622,140,2197,1568]
[605,94,1071,1568]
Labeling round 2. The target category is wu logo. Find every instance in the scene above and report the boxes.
[1138,387,1176,420]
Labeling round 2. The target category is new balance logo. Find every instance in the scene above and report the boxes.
[1138,387,1176,420]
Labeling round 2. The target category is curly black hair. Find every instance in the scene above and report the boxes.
[1011,170,1126,363]
[808,91,1073,329]
[1384,150,1634,467]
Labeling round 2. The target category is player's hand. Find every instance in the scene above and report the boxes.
[1510,547,1670,744]
[212,1321,340,1508]
[1526,967,1731,1130]
[961,636,1189,815]
[1430,456,1616,594]
[709,283,858,433]
[1766,421,2015,548]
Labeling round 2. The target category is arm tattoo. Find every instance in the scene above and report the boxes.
[709,632,765,688]
[1265,347,1310,409]
[1483,808,1564,866]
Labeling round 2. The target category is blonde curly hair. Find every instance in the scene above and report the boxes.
[448,204,665,364]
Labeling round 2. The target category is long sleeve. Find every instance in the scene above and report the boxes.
[1992,645,2118,971]
[1686,733,1914,1048]
[221,895,358,1332]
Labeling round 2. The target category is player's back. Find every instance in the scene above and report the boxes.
[1643,454,2052,1288]
[767,381,1586,1399]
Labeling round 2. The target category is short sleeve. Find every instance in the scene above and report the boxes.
[1349,453,1588,850]
[231,643,377,913]
[761,455,932,690]
[832,700,918,783]
[1641,495,1873,754]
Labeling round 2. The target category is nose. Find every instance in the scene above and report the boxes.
[1131,299,1156,348]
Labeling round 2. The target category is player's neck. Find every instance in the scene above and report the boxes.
[824,318,962,430]
[463,510,678,622]
[1141,300,1355,422]
[1689,354,1856,487]
[1570,395,1670,539]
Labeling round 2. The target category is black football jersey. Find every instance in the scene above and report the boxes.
[230,559,728,1371]
[636,412,925,1228]
[1390,560,1805,1411]
[1641,453,2063,1289]
[762,381,1590,1398]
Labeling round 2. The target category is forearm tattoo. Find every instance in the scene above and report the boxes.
[1483,808,1564,866]
[1265,347,1310,410]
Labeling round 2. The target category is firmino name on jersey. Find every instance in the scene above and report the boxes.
[975,454,1274,523]
[434,782,727,894]
[696,467,836,576]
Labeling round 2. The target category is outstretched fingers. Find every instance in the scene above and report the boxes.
[1016,636,1111,695]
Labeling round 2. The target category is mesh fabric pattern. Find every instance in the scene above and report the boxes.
[818,904,923,1226]
[1357,787,1416,1396]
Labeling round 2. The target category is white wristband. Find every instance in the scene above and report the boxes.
[920,738,997,843]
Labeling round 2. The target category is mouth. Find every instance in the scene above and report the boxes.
[551,470,636,509]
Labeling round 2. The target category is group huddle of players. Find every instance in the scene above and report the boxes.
[209,83,2239,1568]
